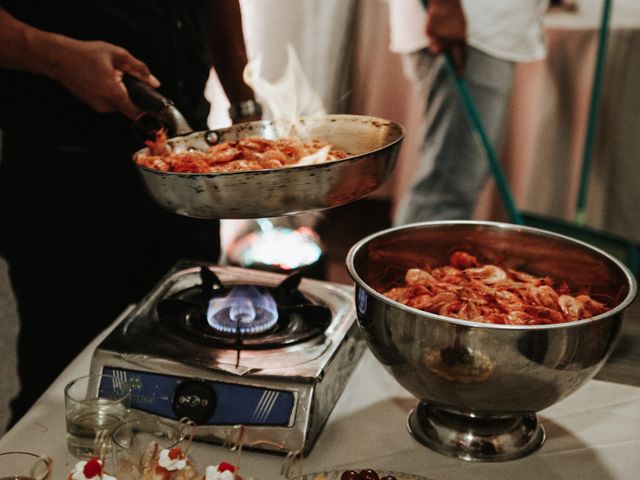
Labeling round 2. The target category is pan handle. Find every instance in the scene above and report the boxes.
[123,75,172,113]
[123,75,193,137]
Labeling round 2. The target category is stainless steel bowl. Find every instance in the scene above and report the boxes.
[346,221,637,461]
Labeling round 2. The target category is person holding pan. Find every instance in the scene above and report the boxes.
[0,0,261,427]
[387,0,548,223]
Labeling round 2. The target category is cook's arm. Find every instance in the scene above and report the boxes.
[424,0,467,74]
[207,0,262,122]
[0,7,158,119]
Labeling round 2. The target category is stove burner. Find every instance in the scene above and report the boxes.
[157,267,332,349]
[207,285,278,334]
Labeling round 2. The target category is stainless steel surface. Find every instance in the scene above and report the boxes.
[597,296,640,385]
[346,220,637,461]
[407,402,545,462]
[90,263,365,455]
[132,115,403,219]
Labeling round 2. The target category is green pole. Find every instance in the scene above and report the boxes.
[575,0,612,224]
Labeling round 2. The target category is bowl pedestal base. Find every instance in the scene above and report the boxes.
[408,402,545,462]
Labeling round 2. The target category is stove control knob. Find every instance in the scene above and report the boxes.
[172,380,216,424]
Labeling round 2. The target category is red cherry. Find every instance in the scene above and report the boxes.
[359,469,380,480]
[82,457,102,478]
[218,462,237,473]
[340,471,360,480]
[168,447,183,460]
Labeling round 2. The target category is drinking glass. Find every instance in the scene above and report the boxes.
[64,373,131,459]
[0,451,52,480]
[111,419,182,480]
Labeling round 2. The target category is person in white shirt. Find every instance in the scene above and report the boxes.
[388,0,548,223]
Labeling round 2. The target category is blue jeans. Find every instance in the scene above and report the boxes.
[394,47,515,224]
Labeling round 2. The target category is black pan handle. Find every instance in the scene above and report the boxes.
[123,75,193,137]
[123,75,173,113]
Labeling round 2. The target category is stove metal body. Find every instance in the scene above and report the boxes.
[90,262,364,455]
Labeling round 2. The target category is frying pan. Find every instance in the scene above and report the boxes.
[124,78,404,219]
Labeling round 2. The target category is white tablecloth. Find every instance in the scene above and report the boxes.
[2,311,640,480]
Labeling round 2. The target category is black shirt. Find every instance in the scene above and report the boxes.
[0,0,213,154]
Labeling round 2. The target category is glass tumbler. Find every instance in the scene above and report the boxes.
[0,451,52,480]
[64,373,131,459]
[111,419,183,480]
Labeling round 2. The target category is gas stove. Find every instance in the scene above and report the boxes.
[90,261,365,455]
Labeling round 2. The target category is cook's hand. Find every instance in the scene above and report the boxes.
[0,8,159,119]
[425,0,467,74]
[49,39,160,119]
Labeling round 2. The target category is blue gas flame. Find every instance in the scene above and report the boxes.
[207,286,278,334]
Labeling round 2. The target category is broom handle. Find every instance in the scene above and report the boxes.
[575,0,612,224]
[442,53,525,225]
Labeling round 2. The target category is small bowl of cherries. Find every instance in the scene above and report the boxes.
[297,469,429,480]
[341,469,399,480]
